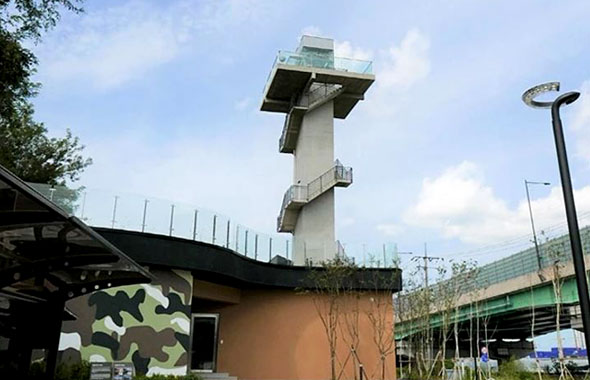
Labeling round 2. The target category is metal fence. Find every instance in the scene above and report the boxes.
[28,183,293,263]
[29,183,400,268]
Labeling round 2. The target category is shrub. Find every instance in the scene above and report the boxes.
[496,358,537,380]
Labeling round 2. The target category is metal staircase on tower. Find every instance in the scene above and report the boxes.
[279,83,344,153]
[277,160,352,232]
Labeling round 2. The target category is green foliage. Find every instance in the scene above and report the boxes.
[0,0,83,41]
[495,358,542,380]
[0,29,38,119]
[29,360,203,380]
[0,0,91,185]
[0,104,92,184]
[28,360,90,380]
[55,360,91,380]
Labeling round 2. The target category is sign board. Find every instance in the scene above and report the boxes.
[90,362,135,380]
[90,362,112,380]
[113,362,134,380]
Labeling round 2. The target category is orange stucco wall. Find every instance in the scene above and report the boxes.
[201,288,396,380]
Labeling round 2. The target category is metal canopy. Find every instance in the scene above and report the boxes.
[0,164,154,378]
[0,165,153,304]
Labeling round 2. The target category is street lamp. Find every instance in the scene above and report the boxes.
[522,81,590,364]
[524,180,550,275]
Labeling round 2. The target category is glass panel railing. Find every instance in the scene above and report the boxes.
[275,50,373,75]
[28,183,293,264]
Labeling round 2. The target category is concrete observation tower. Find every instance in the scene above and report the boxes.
[261,35,375,266]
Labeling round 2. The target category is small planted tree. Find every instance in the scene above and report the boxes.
[546,239,575,380]
[304,255,357,380]
[364,268,400,380]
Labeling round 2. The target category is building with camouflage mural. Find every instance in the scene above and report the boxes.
[55,229,402,380]
[59,268,192,376]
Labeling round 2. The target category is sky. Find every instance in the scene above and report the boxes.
[28,0,590,271]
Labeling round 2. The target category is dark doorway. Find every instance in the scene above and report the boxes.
[190,314,219,372]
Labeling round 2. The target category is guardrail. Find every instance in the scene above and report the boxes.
[307,162,352,200]
[263,50,373,96]
[28,183,293,263]
[29,182,400,268]
[424,226,590,298]
[275,50,373,75]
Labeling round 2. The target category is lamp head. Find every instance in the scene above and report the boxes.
[522,82,560,109]
[557,91,580,106]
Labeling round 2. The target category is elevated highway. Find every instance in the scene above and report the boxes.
[396,227,590,360]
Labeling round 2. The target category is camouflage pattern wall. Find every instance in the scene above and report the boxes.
[59,269,193,376]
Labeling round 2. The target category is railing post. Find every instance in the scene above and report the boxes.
[269,238,273,262]
[141,199,149,232]
[111,196,119,228]
[245,230,249,256]
[212,215,217,244]
[80,191,87,220]
[169,204,175,236]
[255,234,259,260]
[192,210,198,240]
[226,220,231,248]
[235,225,240,252]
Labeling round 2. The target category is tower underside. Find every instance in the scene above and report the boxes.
[262,36,374,266]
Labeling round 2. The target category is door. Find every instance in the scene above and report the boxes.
[190,314,219,372]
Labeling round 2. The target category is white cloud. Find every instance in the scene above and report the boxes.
[338,217,356,228]
[379,28,430,89]
[80,125,290,235]
[403,161,590,245]
[376,224,405,237]
[234,97,252,111]
[300,25,325,38]
[334,41,373,61]
[37,0,278,90]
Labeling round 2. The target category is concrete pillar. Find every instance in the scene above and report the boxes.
[292,101,335,265]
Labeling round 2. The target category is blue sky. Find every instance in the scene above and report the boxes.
[29,0,590,270]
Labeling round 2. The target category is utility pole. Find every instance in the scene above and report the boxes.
[393,248,412,378]
[411,243,444,369]
[524,180,550,277]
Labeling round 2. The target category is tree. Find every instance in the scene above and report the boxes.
[305,256,357,380]
[0,104,91,185]
[1,0,90,185]
[365,269,399,380]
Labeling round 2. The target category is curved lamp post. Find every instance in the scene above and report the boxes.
[522,82,590,361]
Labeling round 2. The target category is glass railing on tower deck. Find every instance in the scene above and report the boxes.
[28,183,293,264]
[264,50,374,95]
[273,50,373,75]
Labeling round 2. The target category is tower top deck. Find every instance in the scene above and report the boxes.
[261,36,375,119]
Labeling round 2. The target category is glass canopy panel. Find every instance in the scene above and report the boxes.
[0,168,152,305]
